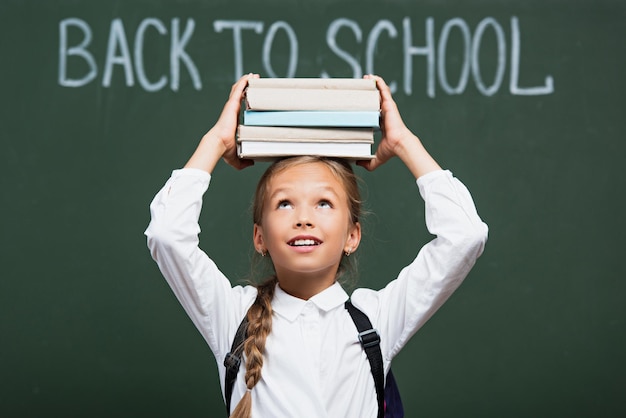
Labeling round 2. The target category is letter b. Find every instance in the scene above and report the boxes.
[59,18,97,87]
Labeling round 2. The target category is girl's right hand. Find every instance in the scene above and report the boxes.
[210,73,259,169]
[185,73,259,172]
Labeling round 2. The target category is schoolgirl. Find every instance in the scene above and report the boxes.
[145,74,488,417]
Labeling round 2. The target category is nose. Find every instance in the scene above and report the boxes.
[295,210,314,228]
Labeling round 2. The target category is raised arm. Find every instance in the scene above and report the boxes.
[145,74,261,358]
[357,75,441,179]
[352,75,488,360]
[185,73,259,173]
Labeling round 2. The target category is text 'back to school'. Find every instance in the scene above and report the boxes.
[59,15,554,98]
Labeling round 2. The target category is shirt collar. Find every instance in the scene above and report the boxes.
[272,282,349,322]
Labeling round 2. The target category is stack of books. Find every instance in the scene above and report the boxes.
[237,78,380,160]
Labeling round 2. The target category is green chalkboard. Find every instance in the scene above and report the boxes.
[1,0,625,416]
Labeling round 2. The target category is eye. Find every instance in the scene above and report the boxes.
[317,200,332,209]
[277,200,293,209]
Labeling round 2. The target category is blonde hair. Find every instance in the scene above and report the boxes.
[229,156,362,418]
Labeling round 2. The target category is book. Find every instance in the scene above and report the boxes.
[238,78,380,160]
[237,125,374,141]
[242,110,380,128]
[245,87,380,111]
[237,140,374,160]
[247,78,376,90]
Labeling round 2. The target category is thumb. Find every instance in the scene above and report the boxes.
[356,157,381,172]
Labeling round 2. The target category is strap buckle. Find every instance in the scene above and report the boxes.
[358,328,381,349]
[224,352,241,370]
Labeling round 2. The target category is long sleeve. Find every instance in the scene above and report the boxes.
[144,168,257,360]
[352,169,488,360]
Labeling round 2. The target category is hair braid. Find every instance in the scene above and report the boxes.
[229,276,277,418]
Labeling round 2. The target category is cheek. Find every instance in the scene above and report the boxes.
[321,215,351,238]
[260,214,288,241]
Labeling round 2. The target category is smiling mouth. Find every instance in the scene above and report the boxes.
[288,239,321,247]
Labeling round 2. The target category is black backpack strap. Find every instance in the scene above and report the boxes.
[223,315,249,416]
[345,300,385,418]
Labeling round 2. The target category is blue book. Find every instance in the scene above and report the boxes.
[243,110,380,128]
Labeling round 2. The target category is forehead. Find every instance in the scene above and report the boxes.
[267,162,346,196]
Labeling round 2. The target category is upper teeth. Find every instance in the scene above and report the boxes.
[292,239,318,246]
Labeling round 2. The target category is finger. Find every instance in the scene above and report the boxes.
[229,73,259,101]
[220,74,258,121]
[365,74,391,101]
[233,158,255,170]
[356,155,384,172]
[231,74,251,98]
[224,155,255,170]
[369,75,401,118]
[355,159,372,171]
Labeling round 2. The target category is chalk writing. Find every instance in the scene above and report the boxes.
[59,18,200,91]
[59,16,554,96]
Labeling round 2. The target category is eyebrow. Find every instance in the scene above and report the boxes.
[268,185,341,200]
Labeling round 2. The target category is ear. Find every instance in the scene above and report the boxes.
[344,221,362,254]
[253,223,265,253]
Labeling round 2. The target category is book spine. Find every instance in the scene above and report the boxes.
[243,111,380,128]
[238,138,373,144]
[245,88,380,111]
[237,125,374,141]
[238,141,373,159]
[247,78,376,90]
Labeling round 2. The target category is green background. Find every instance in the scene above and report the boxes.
[1,0,624,416]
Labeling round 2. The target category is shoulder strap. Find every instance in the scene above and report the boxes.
[223,316,248,416]
[345,300,385,418]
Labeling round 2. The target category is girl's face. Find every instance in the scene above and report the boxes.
[253,162,361,288]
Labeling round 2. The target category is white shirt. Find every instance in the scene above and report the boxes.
[145,168,488,418]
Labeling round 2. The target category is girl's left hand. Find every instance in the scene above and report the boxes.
[357,75,413,172]
[357,75,441,178]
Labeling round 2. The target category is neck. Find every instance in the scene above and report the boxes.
[276,271,336,300]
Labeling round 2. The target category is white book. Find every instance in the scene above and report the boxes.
[237,125,374,142]
[237,140,373,160]
[245,88,380,111]
[247,78,377,90]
